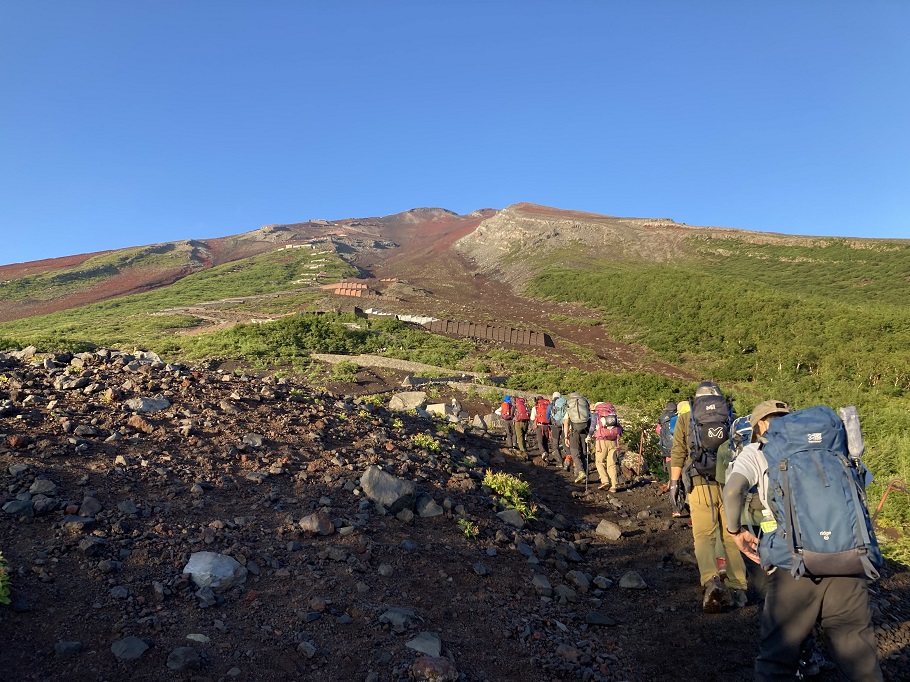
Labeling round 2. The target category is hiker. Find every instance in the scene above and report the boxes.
[669,381,748,612]
[496,396,515,450]
[512,395,531,460]
[590,402,623,492]
[563,392,592,484]
[530,395,551,462]
[724,401,883,681]
[657,401,677,473]
[667,400,690,517]
[548,392,567,465]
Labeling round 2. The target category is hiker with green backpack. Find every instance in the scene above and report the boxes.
[562,392,592,484]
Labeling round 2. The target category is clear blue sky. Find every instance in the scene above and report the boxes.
[1,1,908,266]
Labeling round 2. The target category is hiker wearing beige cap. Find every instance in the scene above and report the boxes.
[724,400,882,681]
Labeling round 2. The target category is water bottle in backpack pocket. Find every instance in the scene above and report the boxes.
[758,405,882,580]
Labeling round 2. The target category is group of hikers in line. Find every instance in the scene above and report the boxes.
[496,392,627,492]
[496,381,883,681]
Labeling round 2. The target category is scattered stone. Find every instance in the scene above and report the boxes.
[416,494,443,518]
[595,519,623,540]
[379,607,420,631]
[586,611,619,626]
[406,632,442,657]
[532,574,553,597]
[2,499,34,517]
[126,414,155,434]
[166,646,201,671]
[496,508,525,529]
[299,512,335,536]
[411,656,459,682]
[472,562,491,576]
[111,636,149,661]
[125,396,171,413]
[29,479,58,496]
[78,496,103,516]
[388,391,428,412]
[54,641,83,658]
[242,433,264,448]
[360,466,415,514]
[619,571,648,590]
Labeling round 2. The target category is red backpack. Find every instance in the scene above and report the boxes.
[500,400,513,421]
[513,397,530,422]
[594,402,622,440]
[535,398,550,424]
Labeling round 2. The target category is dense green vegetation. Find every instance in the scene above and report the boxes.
[526,236,910,561]
[176,313,475,370]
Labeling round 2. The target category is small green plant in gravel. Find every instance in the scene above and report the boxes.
[483,470,538,519]
[0,551,11,605]
[458,518,479,539]
[411,433,440,452]
[331,360,360,382]
[391,417,404,430]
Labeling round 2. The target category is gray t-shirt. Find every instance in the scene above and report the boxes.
[728,442,770,508]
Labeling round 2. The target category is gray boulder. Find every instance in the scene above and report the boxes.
[299,512,335,536]
[111,636,149,661]
[415,495,443,518]
[182,551,248,593]
[125,395,171,413]
[406,632,442,657]
[388,391,427,412]
[595,519,623,540]
[360,466,415,514]
[496,508,525,529]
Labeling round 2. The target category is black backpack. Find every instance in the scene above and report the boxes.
[688,393,732,479]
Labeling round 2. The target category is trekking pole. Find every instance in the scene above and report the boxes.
[871,479,909,523]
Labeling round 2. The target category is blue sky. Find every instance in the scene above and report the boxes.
[1,1,908,266]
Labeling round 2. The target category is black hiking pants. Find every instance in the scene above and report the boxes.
[755,571,881,682]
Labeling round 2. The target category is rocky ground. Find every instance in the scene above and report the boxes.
[2,348,910,682]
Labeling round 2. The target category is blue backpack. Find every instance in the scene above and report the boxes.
[758,405,881,580]
[550,397,568,424]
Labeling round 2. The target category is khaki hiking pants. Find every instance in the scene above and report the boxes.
[594,439,619,488]
[689,480,747,591]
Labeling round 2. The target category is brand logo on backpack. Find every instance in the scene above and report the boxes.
[808,432,822,444]
[688,393,731,480]
[819,530,832,541]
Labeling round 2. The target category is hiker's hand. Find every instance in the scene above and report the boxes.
[668,481,678,508]
[733,529,760,564]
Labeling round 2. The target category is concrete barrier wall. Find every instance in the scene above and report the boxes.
[424,319,553,347]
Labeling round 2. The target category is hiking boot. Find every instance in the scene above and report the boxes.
[702,576,732,613]
[730,588,748,608]
[573,472,587,484]
[562,457,572,471]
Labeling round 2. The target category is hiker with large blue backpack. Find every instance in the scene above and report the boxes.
[669,381,749,613]
[724,401,883,681]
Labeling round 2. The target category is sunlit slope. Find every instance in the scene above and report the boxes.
[0,246,357,349]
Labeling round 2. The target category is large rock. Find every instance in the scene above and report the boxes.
[111,636,149,661]
[360,466,415,514]
[388,392,427,412]
[411,656,459,682]
[406,632,442,657]
[299,512,335,536]
[182,552,248,593]
[496,508,525,529]
[595,519,623,540]
[125,395,171,413]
